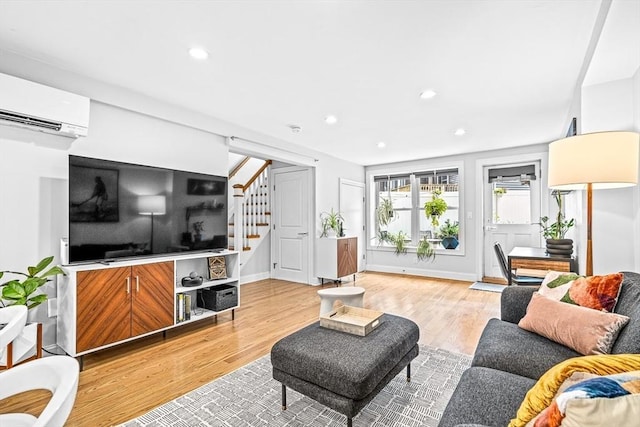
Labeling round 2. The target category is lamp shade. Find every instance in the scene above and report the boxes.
[138,195,166,215]
[548,131,639,190]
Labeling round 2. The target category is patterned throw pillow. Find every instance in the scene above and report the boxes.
[530,370,640,427]
[539,271,624,312]
[509,354,640,427]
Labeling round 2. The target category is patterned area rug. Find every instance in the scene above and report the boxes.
[120,345,471,427]
[469,282,506,293]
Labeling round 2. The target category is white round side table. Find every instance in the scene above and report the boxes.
[317,286,365,316]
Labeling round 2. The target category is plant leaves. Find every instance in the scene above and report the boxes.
[23,277,42,295]
[2,282,26,299]
[27,294,48,309]
[27,297,46,309]
[33,256,54,275]
[29,294,48,303]
[40,266,64,278]
[9,297,27,306]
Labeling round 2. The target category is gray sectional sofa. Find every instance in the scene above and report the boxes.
[438,271,640,427]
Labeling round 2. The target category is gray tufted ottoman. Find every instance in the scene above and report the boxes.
[271,313,420,426]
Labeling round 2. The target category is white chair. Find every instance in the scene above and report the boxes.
[0,356,80,427]
[0,305,28,364]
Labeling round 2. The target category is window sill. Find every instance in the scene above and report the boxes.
[368,245,466,257]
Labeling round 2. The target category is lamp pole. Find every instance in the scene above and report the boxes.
[150,213,155,254]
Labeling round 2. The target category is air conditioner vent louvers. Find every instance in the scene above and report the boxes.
[0,73,89,140]
[0,109,62,131]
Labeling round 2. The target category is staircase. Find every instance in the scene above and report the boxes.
[228,159,272,266]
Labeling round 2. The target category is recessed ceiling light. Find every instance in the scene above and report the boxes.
[188,47,209,60]
[454,128,466,136]
[377,141,386,148]
[420,89,437,99]
[324,115,338,125]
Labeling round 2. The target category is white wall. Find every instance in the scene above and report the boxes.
[581,74,640,274]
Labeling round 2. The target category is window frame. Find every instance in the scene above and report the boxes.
[367,161,464,256]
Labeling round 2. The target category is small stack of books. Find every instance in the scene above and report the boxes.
[176,293,192,322]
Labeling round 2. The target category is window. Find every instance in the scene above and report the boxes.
[488,164,536,225]
[491,181,532,224]
[372,167,461,250]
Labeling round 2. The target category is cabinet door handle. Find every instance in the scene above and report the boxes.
[126,277,130,294]
[136,276,140,292]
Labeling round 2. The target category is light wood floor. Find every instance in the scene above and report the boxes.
[1,272,501,426]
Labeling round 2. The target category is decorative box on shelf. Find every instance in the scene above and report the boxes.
[320,305,383,337]
[208,256,227,279]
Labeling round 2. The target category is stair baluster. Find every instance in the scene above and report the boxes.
[230,160,271,254]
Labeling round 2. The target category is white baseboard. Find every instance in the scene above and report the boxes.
[365,264,476,282]
[239,271,270,285]
[239,268,475,284]
[43,343,67,357]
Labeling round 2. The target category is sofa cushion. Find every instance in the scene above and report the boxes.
[539,271,623,312]
[518,293,629,355]
[611,272,640,354]
[472,318,580,380]
[437,367,535,427]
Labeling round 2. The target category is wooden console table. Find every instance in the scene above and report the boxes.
[508,246,577,284]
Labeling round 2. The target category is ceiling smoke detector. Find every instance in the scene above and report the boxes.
[324,115,338,125]
[288,124,301,133]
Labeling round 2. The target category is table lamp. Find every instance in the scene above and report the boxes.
[548,131,639,275]
[138,195,166,253]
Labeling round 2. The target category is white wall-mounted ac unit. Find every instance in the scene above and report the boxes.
[0,72,90,139]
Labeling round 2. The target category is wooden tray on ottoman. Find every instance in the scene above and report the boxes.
[320,305,384,336]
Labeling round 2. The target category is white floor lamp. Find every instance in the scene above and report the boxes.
[138,195,166,254]
[548,131,639,276]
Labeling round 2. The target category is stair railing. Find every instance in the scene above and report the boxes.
[232,160,271,252]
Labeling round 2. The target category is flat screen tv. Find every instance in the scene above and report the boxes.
[68,155,228,264]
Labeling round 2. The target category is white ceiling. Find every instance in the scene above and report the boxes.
[0,1,637,166]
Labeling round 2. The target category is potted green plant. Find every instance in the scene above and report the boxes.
[424,188,447,228]
[416,237,436,261]
[388,230,409,255]
[437,219,459,250]
[539,192,575,257]
[0,256,64,309]
[386,231,436,261]
[320,208,344,237]
[376,197,394,227]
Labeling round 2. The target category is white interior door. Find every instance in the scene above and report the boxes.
[483,162,542,279]
[271,167,312,284]
[339,179,365,272]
